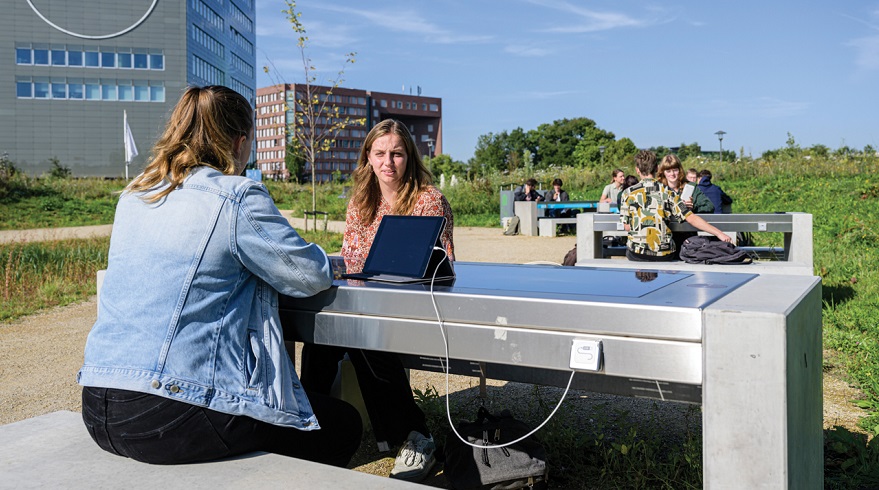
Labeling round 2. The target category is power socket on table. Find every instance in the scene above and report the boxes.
[569,339,602,371]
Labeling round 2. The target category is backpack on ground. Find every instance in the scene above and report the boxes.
[443,407,548,490]
[503,216,520,236]
[680,236,752,265]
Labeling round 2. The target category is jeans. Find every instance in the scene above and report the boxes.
[81,387,362,467]
[626,249,675,262]
[300,344,430,447]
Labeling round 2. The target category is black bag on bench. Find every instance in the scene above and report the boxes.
[443,407,548,489]
[680,236,752,265]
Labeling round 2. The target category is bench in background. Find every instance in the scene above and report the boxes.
[576,212,814,275]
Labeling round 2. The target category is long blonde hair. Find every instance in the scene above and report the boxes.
[126,85,253,202]
[657,154,683,188]
[349,119,433,223]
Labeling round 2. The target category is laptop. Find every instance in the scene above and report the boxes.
[342,215,455,284]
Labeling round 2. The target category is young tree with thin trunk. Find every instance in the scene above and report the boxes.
[264,1,365,222]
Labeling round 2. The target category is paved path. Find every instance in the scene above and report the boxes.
[1,214,578,265]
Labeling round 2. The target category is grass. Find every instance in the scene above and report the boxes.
[0,237,110,321]
[0,230,342,322]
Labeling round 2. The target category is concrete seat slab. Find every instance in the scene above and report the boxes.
[0,411,417,489]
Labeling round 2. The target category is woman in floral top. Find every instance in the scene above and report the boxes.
[301,119,453,482]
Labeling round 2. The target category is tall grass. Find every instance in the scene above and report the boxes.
[0,173,125,230]
[0,237,110,321]
[0,229,342,323]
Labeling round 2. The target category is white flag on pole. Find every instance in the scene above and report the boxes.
[124,110,138,162]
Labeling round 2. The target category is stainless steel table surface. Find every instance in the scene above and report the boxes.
[280,262,758,402]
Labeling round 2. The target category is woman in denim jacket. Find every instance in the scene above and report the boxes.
[78,86,361,466]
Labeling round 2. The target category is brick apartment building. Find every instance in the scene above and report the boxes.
[255,84,442,181]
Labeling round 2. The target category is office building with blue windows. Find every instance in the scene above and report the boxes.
[1,0,255,176]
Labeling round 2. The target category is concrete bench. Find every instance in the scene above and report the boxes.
[576,212,814,275]
[0,411,415,489]
[515,200,613,236]
[538,217,577,237]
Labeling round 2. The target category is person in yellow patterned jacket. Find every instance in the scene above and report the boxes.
[619,150,731,261]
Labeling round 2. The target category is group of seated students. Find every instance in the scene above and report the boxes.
[618,150,732,261]
[513,151,735,261]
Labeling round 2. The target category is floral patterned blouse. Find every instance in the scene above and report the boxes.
[341,186,455,273]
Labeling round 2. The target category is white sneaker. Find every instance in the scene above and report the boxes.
[389,431,436,482]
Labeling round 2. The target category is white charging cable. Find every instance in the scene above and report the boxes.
[428,249,576,449]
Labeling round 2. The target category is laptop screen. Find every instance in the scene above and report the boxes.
[362,215,445,277]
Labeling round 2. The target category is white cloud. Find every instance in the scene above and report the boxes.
[504,44,552,57]
[311,3,493,44]
[524,0,654,33]
[846,35,879,71]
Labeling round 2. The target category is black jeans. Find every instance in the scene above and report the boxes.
[81,387,362,467]
[626,249,676,262]
[300,344,429,447]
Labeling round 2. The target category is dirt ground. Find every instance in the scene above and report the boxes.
[0,224,868,485]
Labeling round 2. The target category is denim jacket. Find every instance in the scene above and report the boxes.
[78,167,333,429]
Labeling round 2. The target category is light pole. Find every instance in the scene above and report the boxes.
[599,145,606,167]
[426,138,435,173]
[714,130,726,164]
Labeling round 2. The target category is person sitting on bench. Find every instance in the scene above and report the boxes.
[78,85,362,467]
[619,150,731,262]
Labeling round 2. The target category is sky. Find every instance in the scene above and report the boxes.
[254,1,879,163]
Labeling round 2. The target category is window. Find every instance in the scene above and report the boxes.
[16,48,32,64]
[428,124,434,132]
[85,51,99,67]
[101,52,115,68]
[134,83,149,102]
[380,99,387,108]
[16,81,32,98]
[85,83,100,100]
[118,85,133,101]
[51,82,67,99]
[68,83,84,99]
[118,53,132,68]
[34,49,49,65]
[68,51,83,66]
[422,103,427,111]
[149,54,164,70]
[102,83,117,100]
[150,85,165,102]
[134,53,148,69]
[429,104,439,111]
[51,50,65,65]
[34,82,50,98]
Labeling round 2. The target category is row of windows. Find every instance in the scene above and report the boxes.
[16,79,165,102]
[337,128,368,138]
[230,2,253,33]
[16,47,164,70]
[231,52,254,78]
[192,55,224,85]
[230,77,253,102]
[192,24,224,58]
[377,99,439,111]
[256,126,284,138]
[231,27,253,55]
[191,0,224,30]
[257,139,285,149]
[305,162,357,172]
[257,150,283,160]
[256,92,281,104]
[258,115,285,126]
[258,103,284,114]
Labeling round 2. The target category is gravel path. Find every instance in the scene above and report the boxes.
[0,222,867,484]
